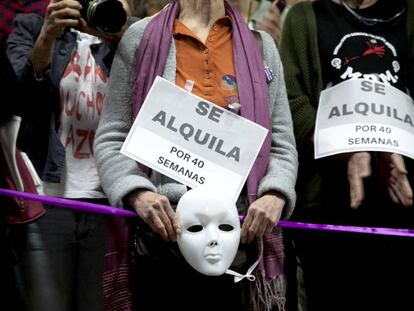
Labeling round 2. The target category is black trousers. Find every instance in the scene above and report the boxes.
[285,206,414,311]
[0,219,22,311]
[130,223,250,311]
[11,203,108,311]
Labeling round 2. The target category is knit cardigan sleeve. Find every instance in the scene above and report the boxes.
[94,18,158,208]
[279,2,323,151]
[258,31,298,219]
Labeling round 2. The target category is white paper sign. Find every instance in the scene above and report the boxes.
[121,77,268,202]
[315,79,414,160]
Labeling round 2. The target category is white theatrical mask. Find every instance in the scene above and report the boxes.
[176,187,241,276]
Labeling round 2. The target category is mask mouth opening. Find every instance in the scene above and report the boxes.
[205,253,222,263]
[88,0,127,34]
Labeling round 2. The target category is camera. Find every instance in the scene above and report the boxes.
[78,0,127,34]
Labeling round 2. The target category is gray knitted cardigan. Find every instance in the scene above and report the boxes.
[94,16,298,218]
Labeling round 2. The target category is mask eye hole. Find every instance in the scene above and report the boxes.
[219,224,234,232]
[187,225,203,232]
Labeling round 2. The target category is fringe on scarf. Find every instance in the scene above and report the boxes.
[248,273,286,311]
[103,264,133,311]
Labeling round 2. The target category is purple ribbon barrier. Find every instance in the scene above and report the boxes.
[0,188,136,217]
[279,220,414,238]
[238,215,414,238]
[2,188,414,237]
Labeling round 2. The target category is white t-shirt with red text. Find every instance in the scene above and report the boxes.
[41,31,108,199]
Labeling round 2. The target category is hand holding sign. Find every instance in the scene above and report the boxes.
[347,152,372,209]
[126,189,181,241]
[378,153,413,207]
[241,192,285,244]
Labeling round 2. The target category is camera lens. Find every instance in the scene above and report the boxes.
[87,0,127,34]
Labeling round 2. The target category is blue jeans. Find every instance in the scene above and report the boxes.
[11,202,108,311]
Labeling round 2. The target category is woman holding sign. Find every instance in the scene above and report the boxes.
[94,0,298,310]
[280,0,414,310]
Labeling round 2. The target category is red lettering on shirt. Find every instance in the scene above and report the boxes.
[86,93,95,120]
[96,92,105,116]
[95,66,108,83]
[59,39,108,161]
[62,51,82,82]
[89,129,95,157]
[84,50,92,81]
[76,91,86,121]
[61,88,75,117]
[65,124,75,151]
[74,128,90,159]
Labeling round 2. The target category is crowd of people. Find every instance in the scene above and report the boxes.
[1,0,413,311]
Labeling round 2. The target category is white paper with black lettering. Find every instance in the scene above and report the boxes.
[121,77,268,202]
[315,79,414,160]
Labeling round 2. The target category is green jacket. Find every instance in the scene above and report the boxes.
[279,1,414,212]
[280,0,414,151]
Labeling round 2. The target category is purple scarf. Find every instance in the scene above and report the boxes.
[131,4,284,306]
[131,1,271,205]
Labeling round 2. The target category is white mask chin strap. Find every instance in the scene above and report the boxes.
[225,257,261,283]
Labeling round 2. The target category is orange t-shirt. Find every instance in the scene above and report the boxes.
[173,17,238,109]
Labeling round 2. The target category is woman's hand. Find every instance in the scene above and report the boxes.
[378,153,413,206]
[347,152,372,209]
[126,189,181,242]
[241,192,285,244]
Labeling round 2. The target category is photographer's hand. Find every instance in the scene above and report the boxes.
[32,0,82,73]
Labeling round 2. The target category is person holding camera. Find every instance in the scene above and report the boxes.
[6,1,132,310]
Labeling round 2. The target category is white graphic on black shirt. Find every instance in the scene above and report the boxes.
[330,32,400,86]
